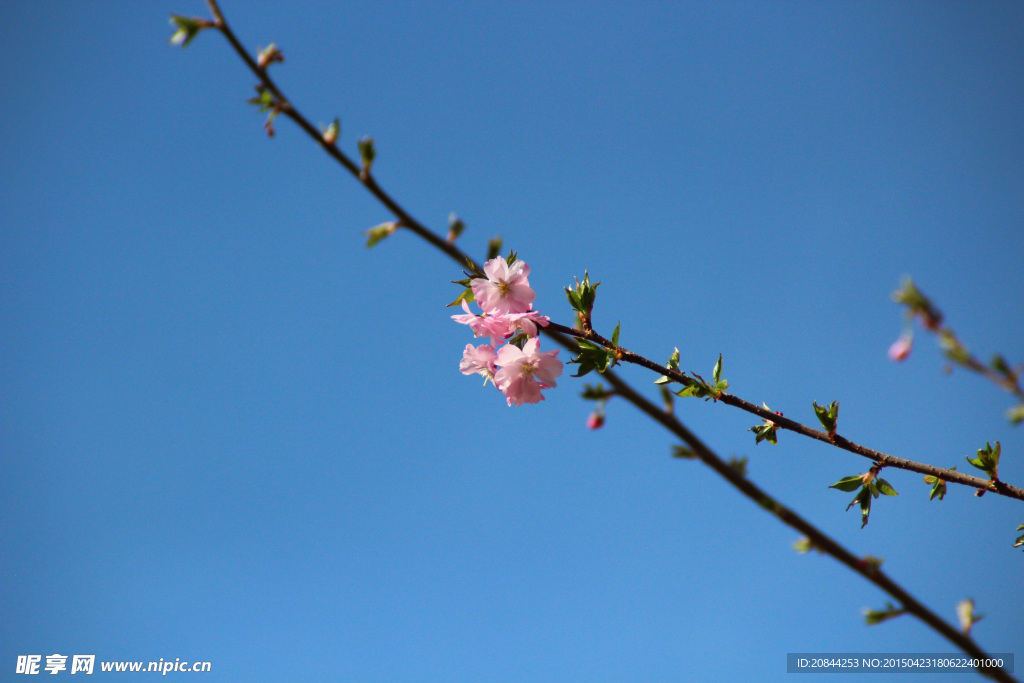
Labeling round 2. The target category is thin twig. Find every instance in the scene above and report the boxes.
[545,321,1024,502]
[188,4,1017,679]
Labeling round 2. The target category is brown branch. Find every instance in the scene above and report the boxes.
[187,4,1017,680]
[545,321,1024,502]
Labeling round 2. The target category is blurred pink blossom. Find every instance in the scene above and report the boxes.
[888,334,913,362]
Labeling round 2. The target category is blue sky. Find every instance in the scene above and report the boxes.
[2,1,1022,681]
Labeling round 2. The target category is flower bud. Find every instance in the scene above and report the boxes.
[888,333,912,362]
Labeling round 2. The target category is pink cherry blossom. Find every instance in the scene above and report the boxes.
[451,300,507,344]
[471,257,536,315]
[452,301,550,345]
[888,333,913,362]
[586,410,605,430]
[494,338,563,406]
[460,344,497,384]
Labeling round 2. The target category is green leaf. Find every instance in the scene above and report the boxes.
[727,456,748,477]
[447,213,465,240]
[891,277,943,329]
[671,445,698,460]
[169,15,208,47]
[813,400,840,436]
[565,271,601,318]
[924,469,952,501]
[358,137,376,171]
[864,602,905,626]
[749,422,778,445]
[580,383,609,401]
[655,348,682,385]
[966,441,1000,479]
[675,382,711,399]
[247,89,275,112]
[1007,404,1024,426]
[939,330,970,364]
[446,288,474,308]
[991,354,1012,377]
[875,478,898,497]
[712,353,723,385]
[364,221,398,248]
[829,475,864,492]
[792,537,814,554]
[856,488,873,527]
[486,236,503,261]
[1014,523,1024,550]
[610,322,621,348]
[570,342,617,377]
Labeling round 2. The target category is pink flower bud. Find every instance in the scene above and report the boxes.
[587,411,605,430]
[888,334,913,362]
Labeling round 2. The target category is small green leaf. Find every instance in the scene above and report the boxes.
[875,478,898,497]
[966,441,1000,480]
[864,602,905,626]
[675,382,711,399]
[358,136,376,172]
[447,213,465,241]
[169,15,209,47]
[580,383,610,401]
[1014,523,1024,550]
[923,469,952,501]
[891,277,943,329]
[247,89,275,112]
[727,456,748,477]
[749,422,778,445]
[857,488,872,527]
[813,400,840,437]
[939,330,970,364]
[610,322,621,348]
[1007,404,1024,426]
[655,348,682,385]
[672,445,698,460]
[486,236,503,261]
[829,475,864,492]
[991,354,1012,377]
[446,288,474,308]
[364,221,398,248]
[712,353,723,385]
[792,537,814,554]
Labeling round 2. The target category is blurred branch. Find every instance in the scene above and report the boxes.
[892,278,1024,425]
[545,321,1024,503]
[181,3,1017,680]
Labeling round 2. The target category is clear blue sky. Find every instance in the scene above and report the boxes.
[2,1,1022,681]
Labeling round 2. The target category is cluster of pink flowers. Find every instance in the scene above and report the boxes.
[453,257,563,406]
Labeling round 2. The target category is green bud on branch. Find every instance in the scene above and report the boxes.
[813,400,840,439]
[169,15,213,48]
[864,602,906,626]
